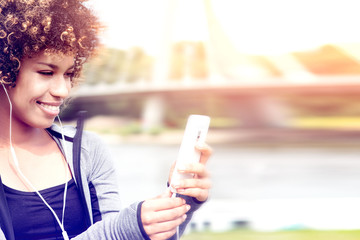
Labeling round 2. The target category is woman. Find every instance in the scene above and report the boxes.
[0,0,212,239]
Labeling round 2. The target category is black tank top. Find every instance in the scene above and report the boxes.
[4,179,88,239]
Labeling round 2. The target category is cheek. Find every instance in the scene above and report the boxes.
[67,81,72,91]
[10,83,43,104]
[9,90,27,110]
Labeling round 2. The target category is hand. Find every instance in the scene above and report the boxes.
[169,143,212,202]
[141,189,190,240]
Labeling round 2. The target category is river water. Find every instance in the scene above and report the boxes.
[107,142,360,231]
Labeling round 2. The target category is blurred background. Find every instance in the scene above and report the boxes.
[62,0,360,239]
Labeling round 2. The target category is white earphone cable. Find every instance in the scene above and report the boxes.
[57,115,69,227]
[1,83,69,240]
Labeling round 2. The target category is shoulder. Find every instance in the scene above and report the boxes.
[48,123,113,169]
[51,123,110,157]
[47,123,107,155]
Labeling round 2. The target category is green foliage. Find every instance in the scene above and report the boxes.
[83,47,154,85]
[118,122,142,136]
[146,126,165,136]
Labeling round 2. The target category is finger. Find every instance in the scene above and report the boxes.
[172,177,211,202]
[142,197,186,213]
[142,203,190,225]
[148,229,178,240]
[177,178,212,190]
[173,179,211,197]
[195,143,212,165]
[178,162,209,178]
[144,214,187,238]
[176,188,209,202]
[194,164,210,178]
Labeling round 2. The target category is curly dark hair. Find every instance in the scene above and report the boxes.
[0,0,101,86]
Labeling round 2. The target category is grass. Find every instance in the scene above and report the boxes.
[182,229,360,240]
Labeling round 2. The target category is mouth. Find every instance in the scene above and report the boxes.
[36,101,62,116]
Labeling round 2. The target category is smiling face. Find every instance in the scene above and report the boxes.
[8,51,75,129]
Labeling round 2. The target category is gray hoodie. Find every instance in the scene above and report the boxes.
[0,123,204,239]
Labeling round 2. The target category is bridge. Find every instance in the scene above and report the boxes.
[69,1,360,130]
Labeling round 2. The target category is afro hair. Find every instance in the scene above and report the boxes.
[0,0,102,86]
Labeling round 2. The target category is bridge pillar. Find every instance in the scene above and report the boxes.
[233,95,290,128]
[141,95,165,131]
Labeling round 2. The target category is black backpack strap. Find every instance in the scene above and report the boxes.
[46,127,74,142]
[0,177,15,240]
[72,111,92,227]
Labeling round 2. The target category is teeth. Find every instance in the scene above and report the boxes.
[40,103,59,111]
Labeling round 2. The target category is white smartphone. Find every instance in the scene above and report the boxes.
[170,115,210,193]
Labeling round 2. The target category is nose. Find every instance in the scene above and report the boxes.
[50,75,71,99]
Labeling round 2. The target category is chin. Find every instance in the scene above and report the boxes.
[30,118,56,129]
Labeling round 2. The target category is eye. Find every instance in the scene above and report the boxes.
[65,71,75,80]
[38,71,53,76]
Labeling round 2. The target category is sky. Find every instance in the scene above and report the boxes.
[88,0,360,55]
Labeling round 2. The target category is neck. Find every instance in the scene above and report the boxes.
[0,124,45,148]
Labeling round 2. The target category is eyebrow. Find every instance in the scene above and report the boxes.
[36,62,75,71]
[37,62,57,69]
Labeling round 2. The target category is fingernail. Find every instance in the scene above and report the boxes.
[182,214,187,220]
[186,205,191,211]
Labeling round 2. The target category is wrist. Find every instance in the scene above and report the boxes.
[136,201,151,240]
